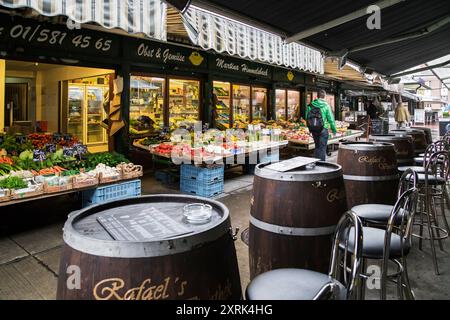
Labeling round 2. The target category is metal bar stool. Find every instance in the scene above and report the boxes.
[341,188,419,300]
[414,151,450,275]
[245,211,364,300]
[351,169,418,226]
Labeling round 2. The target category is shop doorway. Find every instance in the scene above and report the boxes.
[1,59,115,153]
[4,83,29,127]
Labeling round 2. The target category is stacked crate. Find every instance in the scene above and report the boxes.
[180,165,224,198]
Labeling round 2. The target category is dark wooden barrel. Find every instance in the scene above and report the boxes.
[57,195,242,300]
[337,142,398,208]
[249,161,347,279]
[412,127,433,145]
[391,129,427,154]
[369,134,415,165]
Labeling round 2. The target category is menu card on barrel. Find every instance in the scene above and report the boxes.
[97,206,193,241]
[265,156,321,172]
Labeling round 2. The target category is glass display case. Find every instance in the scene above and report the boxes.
[86,87,105,144]
[169,79,200,128]
[213,81,231,130]
[287,90,300,120]
[252,87,267,122]
[233,85,251,128]
[68,86,84,140]
[67,78,108,145]
[129,76,165,135]
[275,90,287,120]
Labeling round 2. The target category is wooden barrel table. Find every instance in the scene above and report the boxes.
[249,161,347,278]
[57,195,242,300]
[337,142,398,208]
[391,129,427,154]
[412,127,433,145]
[369,134,415,165]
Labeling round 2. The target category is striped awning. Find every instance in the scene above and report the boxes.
[0,0,167,40]
[182,6,324,74]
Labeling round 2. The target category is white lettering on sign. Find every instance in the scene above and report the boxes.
[4,23,113,52]
[137,43,186,64]
[216,58,269,77]
[241,64,269,76]
[216,58,240,71]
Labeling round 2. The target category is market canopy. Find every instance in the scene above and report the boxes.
[170,0,450,76]
[181,5,324,74]
[0,0,167,41]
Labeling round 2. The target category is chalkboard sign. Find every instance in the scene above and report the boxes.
[370,119,388,135]
[97,206,193,241]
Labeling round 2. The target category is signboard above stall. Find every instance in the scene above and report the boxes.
[305,75,338,93]
[209,54,273,80]
[129,38,208,70]
[273,68,305,85]
[0,13,120,59]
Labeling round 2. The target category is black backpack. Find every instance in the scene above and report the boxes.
[307,105,324,133]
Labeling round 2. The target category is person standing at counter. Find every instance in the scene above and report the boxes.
[306,90,337,161]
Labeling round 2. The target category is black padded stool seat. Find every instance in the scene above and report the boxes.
[352,204,408,224]
[398,166,429,174]
[417,174,446,185]
[246,269,347,300]
[342,227,411,259]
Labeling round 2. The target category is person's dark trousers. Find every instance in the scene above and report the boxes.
[312,128,329,161]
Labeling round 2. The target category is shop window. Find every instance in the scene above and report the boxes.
[213,81,231,130]
[287,90,300,120]
[130,76,165,135]
[275,89,287,120]
[325,94,335,112]
[252,87,267,122]
[169,79,200,129]
[233,85,251,128]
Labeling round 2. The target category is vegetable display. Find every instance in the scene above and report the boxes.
[0,176,28,190]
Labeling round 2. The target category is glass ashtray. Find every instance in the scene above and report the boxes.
[183,203,213,224]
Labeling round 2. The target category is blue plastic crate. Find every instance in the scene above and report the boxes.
[180,179,224,198]
[82,179,141,207]
[181,164,224,183]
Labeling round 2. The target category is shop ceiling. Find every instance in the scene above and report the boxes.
[174,0,450,76]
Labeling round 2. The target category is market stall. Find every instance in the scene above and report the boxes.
[0,133,143,206]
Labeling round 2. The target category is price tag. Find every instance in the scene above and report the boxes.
[33,149,46,162]
[45,144,56,153]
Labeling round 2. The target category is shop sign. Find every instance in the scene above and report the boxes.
[273,68,305,84]
[131,39,207,69]
[210,55,272,79]
[306,75,337,92]
[0,13,120,58]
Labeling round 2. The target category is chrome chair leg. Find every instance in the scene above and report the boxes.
[402,257,415,300]
[397,275,404,300]
[431,196,445,251]
[426,195,440,275]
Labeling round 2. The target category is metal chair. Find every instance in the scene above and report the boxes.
[414,151,450,275]
[341,188,419,300]
[351,169,418,226]
[399,140,448,173]
[245,211,363,300]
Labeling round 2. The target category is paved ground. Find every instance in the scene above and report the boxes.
[1,126,449,300]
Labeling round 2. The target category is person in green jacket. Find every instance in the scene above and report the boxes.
[305,90,337,161]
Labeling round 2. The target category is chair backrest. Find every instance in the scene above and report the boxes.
[381,187,419,299]
[328,211,364,300]
[422,141,449,168]
[424,151,450,185]
[397,168,419,198]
